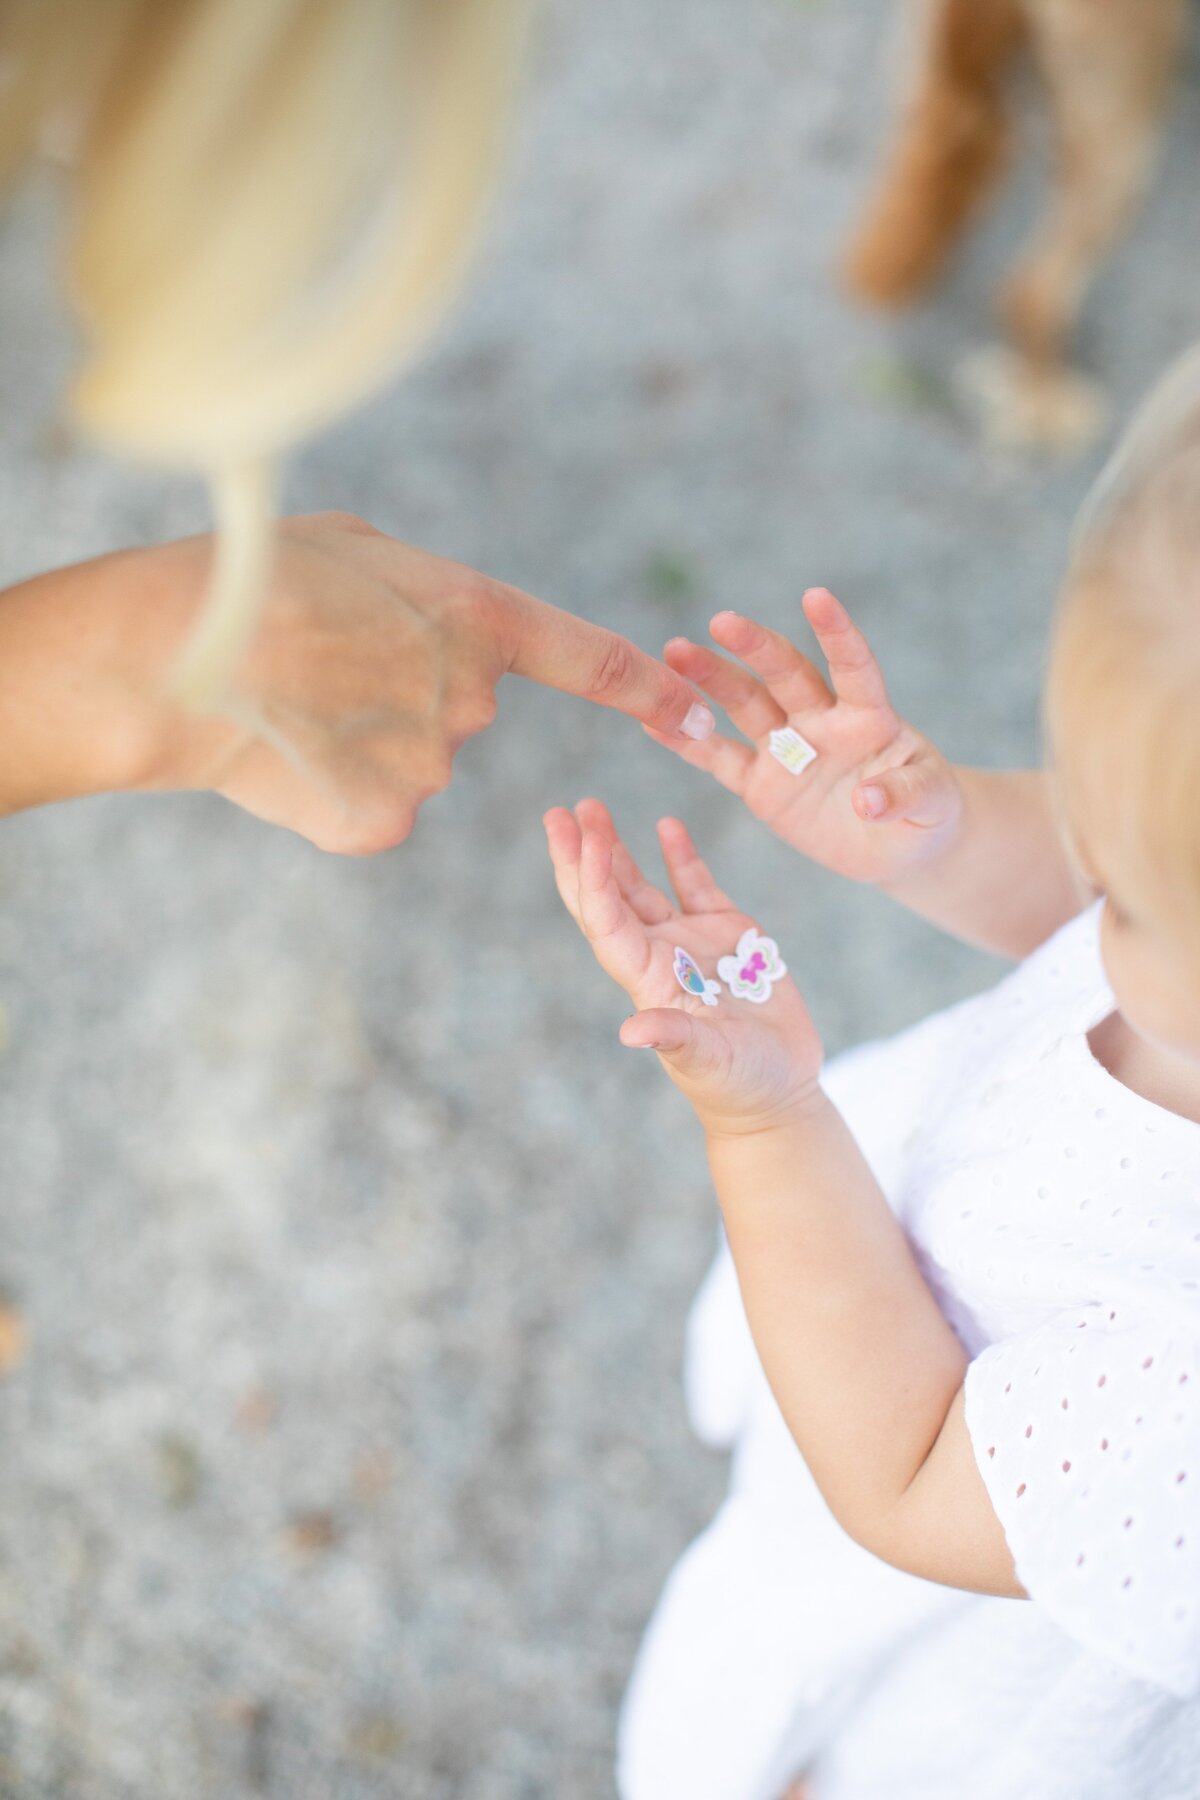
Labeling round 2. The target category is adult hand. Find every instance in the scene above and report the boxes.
[0,511,715,853]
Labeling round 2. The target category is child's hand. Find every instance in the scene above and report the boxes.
[544,799,823,1137]
[648,587,961,888]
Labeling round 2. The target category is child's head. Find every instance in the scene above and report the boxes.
[1046,345,1200,1058]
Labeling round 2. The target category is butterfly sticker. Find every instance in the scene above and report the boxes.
[767,726,818,776]
[673,946,721,1006]
[716,929,787,1003]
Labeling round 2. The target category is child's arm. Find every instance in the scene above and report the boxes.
[706,1105,1023,1594]
[546,801,1026,1598]
[880,765,1088,960]
[649,588,1090,961]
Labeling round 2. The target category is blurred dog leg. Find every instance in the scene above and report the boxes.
[985,0,1187,445]
[841,0,1027,306]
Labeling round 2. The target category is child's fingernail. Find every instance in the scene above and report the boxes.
[860,785,886,819]
[680,702,715,741]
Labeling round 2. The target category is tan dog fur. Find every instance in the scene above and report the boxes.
[843,0,1188,447]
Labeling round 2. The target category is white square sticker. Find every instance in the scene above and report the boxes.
[767,726,817,776]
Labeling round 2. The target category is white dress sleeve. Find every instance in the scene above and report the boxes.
[963,1298,1200,1697]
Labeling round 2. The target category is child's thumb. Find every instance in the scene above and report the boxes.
[854,758,947,826]
[619,1007,720,1070]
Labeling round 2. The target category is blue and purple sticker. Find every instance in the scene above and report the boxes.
[673,946,721,1007]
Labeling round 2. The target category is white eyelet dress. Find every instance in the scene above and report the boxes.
[617,903,1200,1800]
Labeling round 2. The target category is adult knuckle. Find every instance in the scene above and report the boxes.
[342,829,387,859]
[382,808,419,853]
[401,737,456,799]
[309,508,380,537]
[453,682,498,737]
[427,747,456,793]
[586,633,638,704]
[450,565,503,629]
[436,568,510,668]
[340,806,417,857]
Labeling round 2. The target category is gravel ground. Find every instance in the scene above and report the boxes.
[1,3,1198,1796]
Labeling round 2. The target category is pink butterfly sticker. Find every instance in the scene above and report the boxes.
[716,929,786,1003]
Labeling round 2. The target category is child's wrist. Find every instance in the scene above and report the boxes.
[878,762,970,902]
[698,1078,829,1145]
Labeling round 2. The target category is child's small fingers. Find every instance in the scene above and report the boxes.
[573,796,627,846]
[574,798,673,924]
[801,587,890,711]
[642,724,755,797]
[663,638,786,742]
[578,826,614,897]
[577,831,623,940]
[543,806,584,921]
[612,844,674,925]
[656,816,737,913]
[709,611,832,718]
[544,806,581,860]
[577,830,654,989]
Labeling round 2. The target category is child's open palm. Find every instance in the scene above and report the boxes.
[544,799,822,1134]
[648,587,961,887]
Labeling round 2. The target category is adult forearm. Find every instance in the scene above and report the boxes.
[0,551,175,817]
[883,767,1089,959]
[706,1095,968,1548]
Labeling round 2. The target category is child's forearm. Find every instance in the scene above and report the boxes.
[706,1094,969,1550]
[883,767,1090,960]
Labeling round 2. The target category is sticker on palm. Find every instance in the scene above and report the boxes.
[717,928,787,1003]
[767,725,817,776]
[673,946,720,1006]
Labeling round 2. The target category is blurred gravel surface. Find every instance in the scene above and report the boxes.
[1,2,1198,1795]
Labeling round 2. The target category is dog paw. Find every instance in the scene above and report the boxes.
[954,344,1110,451]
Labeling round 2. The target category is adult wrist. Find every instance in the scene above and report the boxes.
[0,545,196,815]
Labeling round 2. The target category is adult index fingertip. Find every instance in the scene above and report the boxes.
[679,701,716,741]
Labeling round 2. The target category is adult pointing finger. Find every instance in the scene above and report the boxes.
[494,579,716,742]
[3,518,716,856]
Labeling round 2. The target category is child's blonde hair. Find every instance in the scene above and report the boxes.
[1047,343,1200,941]
[0,0,524,702]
